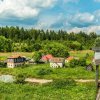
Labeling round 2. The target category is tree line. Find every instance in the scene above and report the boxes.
[0,26,98,53]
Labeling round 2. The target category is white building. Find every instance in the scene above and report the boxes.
[50,58,65,68]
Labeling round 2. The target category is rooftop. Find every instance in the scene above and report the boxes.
[8,55,23,59]
[50,57,65,63]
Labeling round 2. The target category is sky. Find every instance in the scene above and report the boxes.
[0,0,100,33]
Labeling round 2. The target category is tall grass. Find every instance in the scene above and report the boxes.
[0,82,96,100]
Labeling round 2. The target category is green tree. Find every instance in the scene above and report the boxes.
[0,36,12,52]
[44,42,69,57]
[33,51,42,63]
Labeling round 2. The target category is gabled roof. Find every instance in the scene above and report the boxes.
[41,54,53,61]
[50,57,65,63]
[8,55,22,59]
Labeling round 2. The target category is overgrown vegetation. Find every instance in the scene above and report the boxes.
[0,82,96,100]
[0,63,95,79]
[37,68,53,76]
[69,58,86,68]
[15,74,25,84]
[52,79,76,89]
[0,62,6,68]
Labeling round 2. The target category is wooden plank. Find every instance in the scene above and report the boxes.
[96,65,99,89]
[95,60,100,65]
[96,88,100,100]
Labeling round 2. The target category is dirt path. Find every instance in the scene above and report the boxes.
[96,88,100,100]
[75,79,96,83]
[25,78,53,84]
[25,78,98,84]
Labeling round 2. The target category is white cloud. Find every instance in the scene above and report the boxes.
[34,14,62,29]
[0,0,57,19]
[68,26,100,34]
[87,26,100,33]
[68,27,86,33]
[94,10,100,23]
[70,13,95,25]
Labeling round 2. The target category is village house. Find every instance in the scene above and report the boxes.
[41,54,53,63]
[7,55,26,68]
[50,57,65,68]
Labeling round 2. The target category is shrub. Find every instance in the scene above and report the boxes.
[52,79,76,89]
[69,58,86,67]
[37,68,53,76]
[69,59,79,68]
[15,74,25,84]
[33,51,42,63]
[0,62,6,68]
[44,42,69,57]
[79,58,86,66]
[94,37,100,47]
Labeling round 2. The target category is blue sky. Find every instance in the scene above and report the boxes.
[0,0,100,33]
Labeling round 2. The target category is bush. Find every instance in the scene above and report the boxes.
[94,37,100,47]
[69,59,79,68]
[33,51,42,63]
[79,58,86,66]
[37,68,53,76]
[69,58,86,67]
[44,42,69,57]
[0,62,6,68]
[52,79,76,89]
[15,74,25,84]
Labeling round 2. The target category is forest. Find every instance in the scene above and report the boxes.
[0,26,98,54]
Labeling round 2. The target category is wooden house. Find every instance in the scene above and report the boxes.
[50,58,65,68]
[7,55,26,68]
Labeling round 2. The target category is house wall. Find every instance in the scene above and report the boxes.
[7,57,25,68]
[50,62,64,68]
[7,62,24,68]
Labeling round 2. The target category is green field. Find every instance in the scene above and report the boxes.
[0,51,97,100]
[0,82,96,100]
[0,64,97,100]
[0,64,96,79]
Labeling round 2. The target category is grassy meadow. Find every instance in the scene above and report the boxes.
[0,64,96,79]
[0,82,96,100]
[0,50,97,100]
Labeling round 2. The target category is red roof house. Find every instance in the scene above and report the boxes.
[41,54,53,62]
